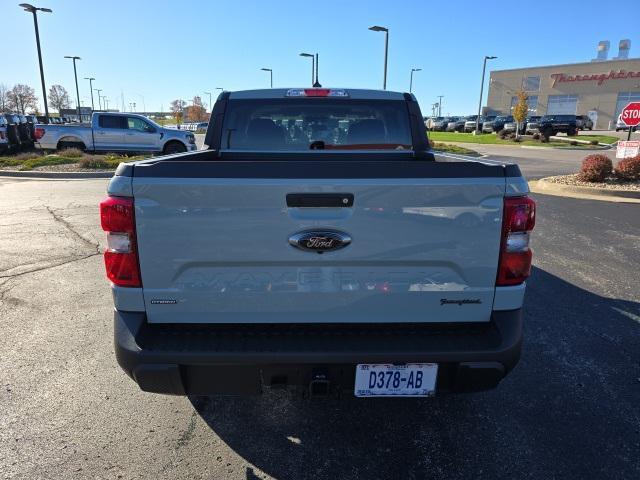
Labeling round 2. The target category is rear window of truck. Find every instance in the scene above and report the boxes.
[220,99,413,151]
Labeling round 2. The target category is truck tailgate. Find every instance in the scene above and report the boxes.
[132,161,506,324]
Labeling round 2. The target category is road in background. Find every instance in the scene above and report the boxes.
[0,176,638,479]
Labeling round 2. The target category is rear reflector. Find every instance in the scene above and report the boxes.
[99,196,141,287]
[497,196,536,286]
[286,88,348,97]
[34,127,45,140]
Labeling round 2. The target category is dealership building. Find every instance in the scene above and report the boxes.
[485,41,640,129]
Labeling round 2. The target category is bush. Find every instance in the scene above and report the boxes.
[569,140,578,146]
[532,133,541,140]
[497,129,509,139]
[615,155,640,181]
[59,147,83,158]
[578,154,613,182]
[590,140,599,145]
[13,151,43,161]
[78,156,111,169]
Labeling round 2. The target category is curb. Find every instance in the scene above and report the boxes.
[0,170,114,179]
[530,178,640,203]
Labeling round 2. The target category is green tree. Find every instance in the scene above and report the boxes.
[512,90,529,139]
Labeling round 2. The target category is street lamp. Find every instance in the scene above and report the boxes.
[475,56,497,134]
[369,25,389,90]
[84,77,95,111]
[260,68,273,88]
[20,3,52,123]
[94,88,102,110]
[204,91,212,111]
[409,68,421,93]
[64,56,81,121]
[103,97,109,111]
[299,53,315,87]
[437,95,444,116]
[216,87,224,92]
[136,94,146,113]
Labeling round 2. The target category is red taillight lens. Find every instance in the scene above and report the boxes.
[99,196,141,287]
[34,127,45,140]
[497,196,536,286]
[0,131,5,140]
[304,89,331,97]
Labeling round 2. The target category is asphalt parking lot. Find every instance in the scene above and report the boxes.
[1,161,639,478]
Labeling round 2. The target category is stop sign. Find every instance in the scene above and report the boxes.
[620,102,640,127]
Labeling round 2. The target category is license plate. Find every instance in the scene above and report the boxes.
[354,363,438,397]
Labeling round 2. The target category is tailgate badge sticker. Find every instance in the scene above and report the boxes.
[289,230,351,254]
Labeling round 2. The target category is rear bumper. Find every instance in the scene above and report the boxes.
[114,309,523,396]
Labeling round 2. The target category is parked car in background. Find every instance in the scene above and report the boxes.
[35,112,197,154]
[503,115,534,134]
[17,114,34,149]
[0,115,9,154]
[464,115,492,133]
[25,115,37,140]
[575,115,593,131]
[3,114,22,151]
[429,117,448,131]
[447,116,470,133]
[445,117,462,132]
[616,115,638,132]
[433,117,453,132]
[533,115,578,137]
[525,116,541,134]
[483,115,513,133]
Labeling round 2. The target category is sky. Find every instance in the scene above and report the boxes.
[3,0,638,116]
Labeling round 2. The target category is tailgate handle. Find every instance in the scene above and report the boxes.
[286,193,354,208]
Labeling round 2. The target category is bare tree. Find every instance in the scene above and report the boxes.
[7,84,38,114]
[169,99,187,124]
[0,83,9,112]
[48,84,71,113]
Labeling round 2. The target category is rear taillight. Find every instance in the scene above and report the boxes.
[34,127,45,140]
[99,196,141,287]
[0,131,5,140]
[496,196,536,286]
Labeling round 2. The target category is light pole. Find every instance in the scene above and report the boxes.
[299,53,315,87]
[132,102,136,112]
[104,98,109,111]
[369,25,389,90]
[475,56,497,134]
[20,3,52,123]
[437,95,444,116]
[95,88,102,110]
[64,56,81,122]
[260,68,273,88]
[409,68,421,93]
[204,91,212,111]
[136,94,145,113]
[84,77,95,111]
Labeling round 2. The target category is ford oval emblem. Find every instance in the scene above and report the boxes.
[289,230,352,253]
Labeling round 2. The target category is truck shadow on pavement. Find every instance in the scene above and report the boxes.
[189,266,640,480]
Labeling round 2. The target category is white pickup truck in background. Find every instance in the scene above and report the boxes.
[34,112,197,154]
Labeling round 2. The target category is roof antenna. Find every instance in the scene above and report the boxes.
[313,53,322,87]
